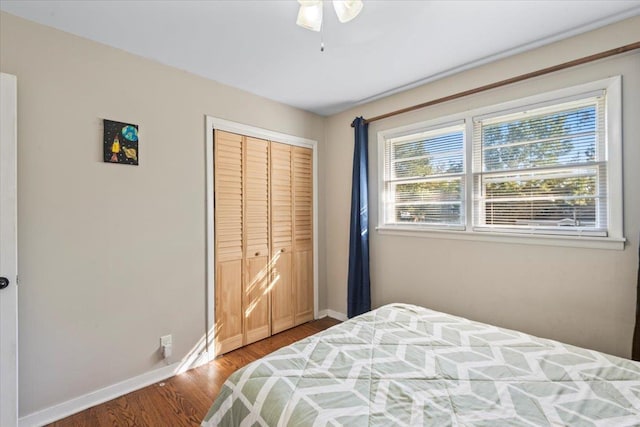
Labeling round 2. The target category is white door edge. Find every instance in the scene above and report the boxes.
[0,72,19,427]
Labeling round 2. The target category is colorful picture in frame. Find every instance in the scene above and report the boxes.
[103,119,139,165]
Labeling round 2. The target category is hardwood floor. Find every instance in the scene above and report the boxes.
[49,317,341,427]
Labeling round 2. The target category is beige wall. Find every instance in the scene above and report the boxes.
[0,12,325,417]
[325,16,640,358]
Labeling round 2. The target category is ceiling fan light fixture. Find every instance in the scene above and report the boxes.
[332,0,363,23]
[296,0,323,32]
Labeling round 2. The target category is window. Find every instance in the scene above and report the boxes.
[378,77,623,249]
[382,124,465,228]
[473,96,606,235]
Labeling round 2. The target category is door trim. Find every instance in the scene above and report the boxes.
[0,72,18,427]
[204,116,319,359]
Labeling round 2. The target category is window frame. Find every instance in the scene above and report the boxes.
[376,76,624,250]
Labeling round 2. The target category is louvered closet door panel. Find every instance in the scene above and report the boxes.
[293,146,314,326]
[294,250,313,325]
[214,130,244,354]
[245,137,269,258]
[215,131,243,263]
[293,147,313,251]
[245,256,270,344]
[244,137,270,344]
[270,142,295,333]
[270,143,293,252]
[214,261,243,355]
[271,250,293,334]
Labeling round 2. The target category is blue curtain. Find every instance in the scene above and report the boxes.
[347,117,371,318]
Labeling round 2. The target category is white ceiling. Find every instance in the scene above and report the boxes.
[2,1,639,116]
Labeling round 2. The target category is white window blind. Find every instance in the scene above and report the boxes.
[383,124,465,228]
[472,95,607,236]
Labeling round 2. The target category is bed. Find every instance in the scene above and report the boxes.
[202,303,640,426]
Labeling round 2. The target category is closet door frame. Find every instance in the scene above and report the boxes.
[205,116,318,359]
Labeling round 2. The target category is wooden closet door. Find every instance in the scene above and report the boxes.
[244,137,270,345]
[214,130,244,355]
[293,146,314,326]
[270,142,295,334]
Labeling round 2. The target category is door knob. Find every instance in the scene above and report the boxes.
[0,277,9,289]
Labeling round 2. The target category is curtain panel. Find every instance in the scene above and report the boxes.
[347,117,371,318]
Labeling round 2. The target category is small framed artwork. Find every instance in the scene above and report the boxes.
[103,119,139,165]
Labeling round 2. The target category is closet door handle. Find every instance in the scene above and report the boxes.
[280,248,285,253]
[255,252,260,257]
[0,277,9,290]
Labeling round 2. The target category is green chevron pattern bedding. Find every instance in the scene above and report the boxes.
[202,303,640,426]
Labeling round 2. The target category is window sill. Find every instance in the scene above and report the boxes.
[375,225,626,250]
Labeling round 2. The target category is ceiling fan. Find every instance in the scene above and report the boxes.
[296,0,364,32]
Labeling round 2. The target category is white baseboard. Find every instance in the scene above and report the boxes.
[318,309,348,322]
[19,352,211,427]
[18,311,349,427]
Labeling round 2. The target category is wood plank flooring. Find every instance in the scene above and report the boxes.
[49,317,341,427]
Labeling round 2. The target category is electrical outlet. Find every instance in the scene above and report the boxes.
[160,334,172,359]
[160,335,172,347]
